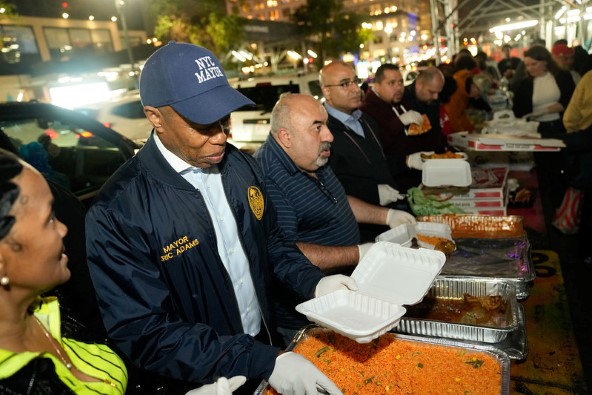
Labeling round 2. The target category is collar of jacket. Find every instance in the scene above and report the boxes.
[404,80,440,111]
[137,134,239,190]
[363,88,394,112]
[264,134,319,177]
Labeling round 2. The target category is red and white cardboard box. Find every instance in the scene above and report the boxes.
[421,167,510,214]
[423,167,509,201]
[448,199,507,208]
[451,167,509,214]
[448,131,565,152]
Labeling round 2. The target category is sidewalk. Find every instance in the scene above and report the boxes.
[509,250,586,393]
[508,169,592,393]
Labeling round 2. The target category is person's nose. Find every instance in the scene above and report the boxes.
[210,122,229,144]
[322,126,334,142]
[58,219,68,238]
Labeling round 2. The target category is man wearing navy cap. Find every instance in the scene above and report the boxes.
[86,42,351,395]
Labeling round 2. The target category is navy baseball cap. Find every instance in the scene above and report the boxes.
[139,41,254,124]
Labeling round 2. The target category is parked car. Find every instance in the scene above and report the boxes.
[76,91,152,145]
[229,73,323,152]
[0,101,140,207]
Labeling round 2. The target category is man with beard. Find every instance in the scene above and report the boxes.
[254,93,415,345]
[320,61,415,241]
[360,63,438,192]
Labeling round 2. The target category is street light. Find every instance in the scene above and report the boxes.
[114,0,138,88]
[489,20,538,34]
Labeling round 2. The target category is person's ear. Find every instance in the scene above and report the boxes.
[144,106,163,130]
[321,86,331,102]
[276,127,293,148]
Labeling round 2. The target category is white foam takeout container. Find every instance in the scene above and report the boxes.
[296,242,446,343]
[422,158,472,187]
[375,222,453,250]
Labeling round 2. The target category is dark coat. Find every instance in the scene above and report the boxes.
[326,112,402,241]
[326,112,397,206]
[86,136,324,388]
[360,88,442,191]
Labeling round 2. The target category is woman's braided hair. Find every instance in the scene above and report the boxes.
[0,148,23,239]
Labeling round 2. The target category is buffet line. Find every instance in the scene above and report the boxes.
[257,211,532,394]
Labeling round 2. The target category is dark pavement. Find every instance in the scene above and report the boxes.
[528,174,592,393]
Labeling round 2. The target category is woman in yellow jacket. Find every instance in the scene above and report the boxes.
[0,149,127,395]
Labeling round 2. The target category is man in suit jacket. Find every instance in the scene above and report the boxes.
[319,61,412,241]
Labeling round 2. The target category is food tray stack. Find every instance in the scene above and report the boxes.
[421,167,509,216]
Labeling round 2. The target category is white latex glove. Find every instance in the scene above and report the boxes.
[314,274,358,298]
[398,110,423,126]
[268,352,343,395]
[377,184,405,206]
[406,151,434,170]
[185,376,247,395]
[357,242,374,262]
[387,208,416,228]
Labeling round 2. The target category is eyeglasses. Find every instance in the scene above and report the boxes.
[324,78,361,89]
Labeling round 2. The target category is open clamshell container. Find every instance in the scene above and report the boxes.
[394,277,519,343]
[296,242,446,343]
[422,158,472,187]
[375,222,414,246]
[414,221,454,249]
[375,221,453,250]
[255,326,511,395]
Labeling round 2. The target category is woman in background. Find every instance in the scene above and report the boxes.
[512,45,575,210]
[0,149,127,394]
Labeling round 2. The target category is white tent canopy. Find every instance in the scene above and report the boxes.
[430,0,591,57]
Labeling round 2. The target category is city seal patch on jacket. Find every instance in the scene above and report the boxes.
[248,186,264,220]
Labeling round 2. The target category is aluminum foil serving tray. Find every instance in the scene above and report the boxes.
[433,303,528,361]
[394,277,519,343]
[440,236,534,299]
[255,326,511,395]
[417,214,534,299]
[417,214,525,239]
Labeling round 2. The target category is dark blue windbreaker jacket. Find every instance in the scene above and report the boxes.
[85,136,324,386]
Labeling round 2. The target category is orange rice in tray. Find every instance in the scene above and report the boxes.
[265,331,502,395]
